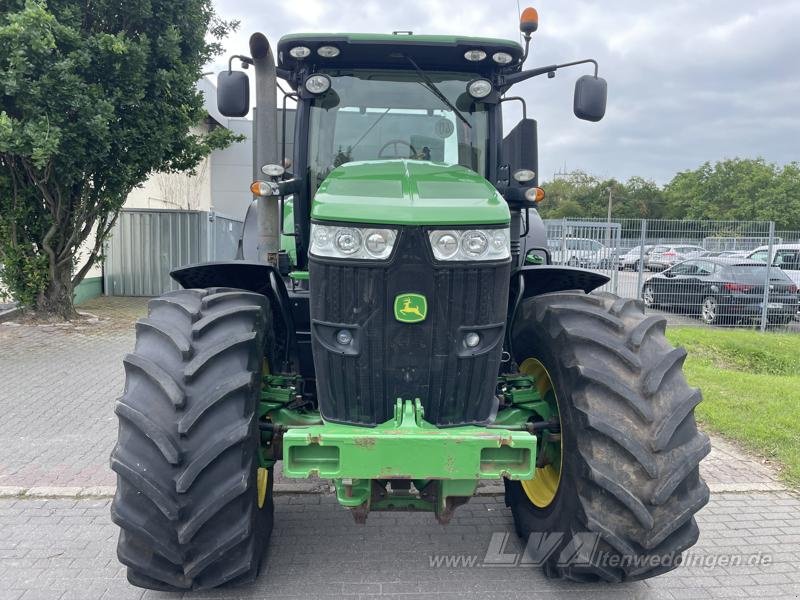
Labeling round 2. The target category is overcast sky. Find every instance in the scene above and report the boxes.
[210,0,800,184]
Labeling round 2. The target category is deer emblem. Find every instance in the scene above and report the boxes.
[394,294,427,323]
[400,297,424,318]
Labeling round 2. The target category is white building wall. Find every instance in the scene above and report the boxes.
[209,118,253,220]
[124,153,213,211]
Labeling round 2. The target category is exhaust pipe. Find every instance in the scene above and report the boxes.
[249,33,280,266]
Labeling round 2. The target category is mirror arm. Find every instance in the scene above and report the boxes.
[276,178,302,197]
[501,64,557,88]
[558,58,599,77]
[228,55,254,72]
[501,58,599,89]
[499,96,527,120]
[255,177,303,198]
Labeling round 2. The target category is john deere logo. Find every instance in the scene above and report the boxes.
[394,293,427,323]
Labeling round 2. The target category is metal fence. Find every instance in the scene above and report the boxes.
[104,209,243,297]
[544,218,800,332]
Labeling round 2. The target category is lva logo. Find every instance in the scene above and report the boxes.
[482,532,600,567]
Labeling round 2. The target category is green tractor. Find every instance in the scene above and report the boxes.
[111,7,709,590]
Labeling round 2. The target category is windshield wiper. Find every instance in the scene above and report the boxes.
[350,107,392,152]
[404,55,471,129]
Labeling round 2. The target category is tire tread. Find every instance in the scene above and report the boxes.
[111,288,273,591]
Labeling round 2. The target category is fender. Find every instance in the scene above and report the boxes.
[505,264,610,362]
[511,264,609,303]
[170,260,298,370]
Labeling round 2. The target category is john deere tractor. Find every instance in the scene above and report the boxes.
[111,7,709,590]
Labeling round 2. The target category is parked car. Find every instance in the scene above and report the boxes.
[547,237,617,269]
[747,244,800,287]
[642,258,799,326]
[619,245,655,270]
[748,244,800,320]
[646,245,706,271]
[703,250,750,258]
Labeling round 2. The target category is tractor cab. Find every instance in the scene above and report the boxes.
[218,30,607,271]
[276,33,524,186]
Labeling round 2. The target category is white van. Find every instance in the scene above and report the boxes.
[747,244,800,287]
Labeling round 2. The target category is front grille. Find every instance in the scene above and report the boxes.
[309,226,511,426]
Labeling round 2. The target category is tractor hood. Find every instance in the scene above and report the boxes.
[311,160,510,226]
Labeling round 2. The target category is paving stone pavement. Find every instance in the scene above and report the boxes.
[0,300,137,488]
[1,492,800,600]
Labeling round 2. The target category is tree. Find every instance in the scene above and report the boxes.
[0,0,238,318]
[538,171,665,222]
[662,158,797,228]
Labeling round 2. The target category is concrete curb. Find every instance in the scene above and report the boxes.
[0,486,116,499]
[0,481,790,500]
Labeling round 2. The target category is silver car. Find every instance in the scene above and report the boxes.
[646,245,706,271]
[547,237,616,269]
[619,245,654,270]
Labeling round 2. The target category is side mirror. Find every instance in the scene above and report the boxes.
[574,75,607,122]
[217,71,250,117]
[502,118,538,185]
[500,118,539,206]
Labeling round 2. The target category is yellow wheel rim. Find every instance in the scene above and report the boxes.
[256,467,269,509]
[519,358,563,508]
[256,357,271,510]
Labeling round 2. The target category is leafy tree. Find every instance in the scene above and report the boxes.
[538,158,800,232]
[538,171,665,222]
[0,0,238,317]
[770,164,800,231]
[663,158,798,229]
[620,177,666,219]
[538,170,601,218]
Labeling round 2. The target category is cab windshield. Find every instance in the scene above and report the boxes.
[308,70,490,188]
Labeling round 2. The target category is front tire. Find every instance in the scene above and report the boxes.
[111,288,274,590]
[505,291,710,582]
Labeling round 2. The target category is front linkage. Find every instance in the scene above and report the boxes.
[258,372,553,523]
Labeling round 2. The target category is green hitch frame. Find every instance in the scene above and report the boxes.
[258,373,549,518]
[282,398,536,481]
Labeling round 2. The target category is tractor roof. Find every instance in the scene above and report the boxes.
[276,33,524,74]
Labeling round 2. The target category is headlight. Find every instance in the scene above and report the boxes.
[513,169,536,183]
[429,228,510,261]
[467,79,493,99]
[464,49,487,62]
[430,231,459,259]
[310,224,397,260]
[364,229,395,258]
[304,74,331,95]
[334,228,362,255]
[289,46,311,59]
[317,45,340,58]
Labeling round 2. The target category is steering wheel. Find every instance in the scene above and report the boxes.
[378,139,417,159]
